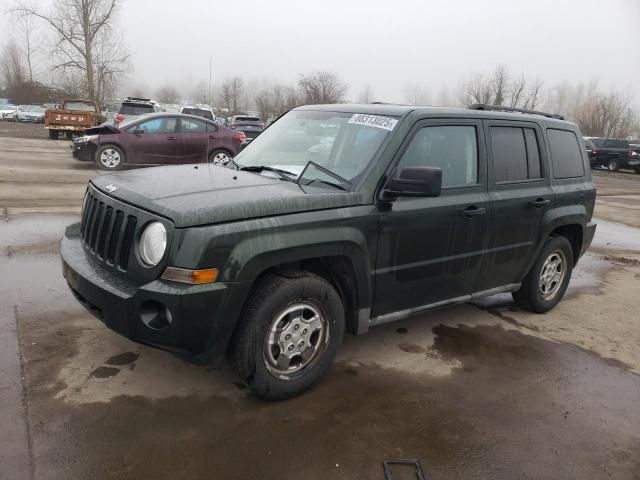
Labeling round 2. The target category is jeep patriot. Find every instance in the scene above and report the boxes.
[61,103,596,399]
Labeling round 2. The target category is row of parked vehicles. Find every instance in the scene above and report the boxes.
[0,104,47,123]
[584,137,640,173]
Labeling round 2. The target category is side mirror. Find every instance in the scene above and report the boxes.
[239,139,252,152]
[133,128,144,135]
[384,166,442,198]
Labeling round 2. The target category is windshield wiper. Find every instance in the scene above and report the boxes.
[239,165,297,182]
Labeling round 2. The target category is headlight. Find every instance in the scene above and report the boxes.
[75,134,98,144]
[139,222,167,266]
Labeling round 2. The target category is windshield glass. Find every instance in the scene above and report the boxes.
[234,110,397,187]
[64,101,96,112]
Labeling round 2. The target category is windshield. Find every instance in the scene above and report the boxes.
[234,110,397,187]
[64,101,96,112]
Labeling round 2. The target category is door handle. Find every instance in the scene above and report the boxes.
[462,206,486,218]
[528,198,550,208]
[167,136,177,141]
[208,135,217,140]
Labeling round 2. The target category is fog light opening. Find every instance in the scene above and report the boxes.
[139,300,172,331]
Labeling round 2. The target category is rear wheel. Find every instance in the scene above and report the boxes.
[208,149,232,166]
[65,131,74,139]
[607,158,619,172]
[96,144,125,170]
[229,271,344,400]
[48,130,59,140]
[513,236,574,313]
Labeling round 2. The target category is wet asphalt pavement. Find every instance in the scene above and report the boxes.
[1,137,640,479]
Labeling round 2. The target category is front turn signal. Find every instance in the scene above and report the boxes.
[161,267,219,285]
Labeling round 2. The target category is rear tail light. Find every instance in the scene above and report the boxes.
[592,147,598,154]
[628,150,634,157]
[115,114,125,123]
[230,123,237,129]
[233,132,247,142]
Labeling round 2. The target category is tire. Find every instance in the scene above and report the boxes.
[229,271,345,400]
[65,131,74,139]
[513,236,574,313]
[208,149,233,166]
[96,144,125,171]
[48,130,59,140]
[607,158,619,172]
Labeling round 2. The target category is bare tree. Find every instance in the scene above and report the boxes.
[357,84,374,103]
[1,42,26,91]
[192,81,210,105]
[508,74,527,108]
[254,83,301,120]
[435,85,452,106]
[575,88,637,138]
[14,0,130,102]
[156,85,180,104]
[491,65,509,106]
[220,76,244,114]
[403,82,430,105]
[461,72,493,105]
[298,70,347,104]
[524,77,544,110]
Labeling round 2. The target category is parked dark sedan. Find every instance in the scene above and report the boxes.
[71,113,247,170]
[229,115,264,139]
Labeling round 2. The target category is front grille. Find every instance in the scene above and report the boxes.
[80,190,138,271]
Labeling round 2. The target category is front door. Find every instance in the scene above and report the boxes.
[474,120,554,291]
[125,116,179,164]
[373,119,491,318]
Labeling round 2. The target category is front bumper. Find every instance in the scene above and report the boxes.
[70,142,95,162]
[61,223,251,361]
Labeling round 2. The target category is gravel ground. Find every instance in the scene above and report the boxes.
[0,121,57,140]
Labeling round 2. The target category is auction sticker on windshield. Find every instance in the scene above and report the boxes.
[348,114,398,131]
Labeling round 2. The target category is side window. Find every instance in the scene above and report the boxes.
[206,122,218,132]
[132,117,176,133]
[397,125,478,188]
[181,118,206,132]
[548,129,585,179]
[491,126,542,182]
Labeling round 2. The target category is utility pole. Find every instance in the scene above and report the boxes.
[208,58,212,107]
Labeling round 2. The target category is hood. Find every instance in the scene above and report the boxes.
[86,123,120,135]
[91,164,364,228]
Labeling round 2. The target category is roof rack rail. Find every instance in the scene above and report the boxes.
[126,96,151,102]
[467,103,564,120]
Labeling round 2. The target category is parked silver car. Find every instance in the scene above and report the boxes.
[15,105,46,123]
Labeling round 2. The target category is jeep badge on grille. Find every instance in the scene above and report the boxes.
[105,184,118,193]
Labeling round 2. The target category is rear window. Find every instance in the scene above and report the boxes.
[119,104,154,115]
[235,116,261,123]
[605,139,628,148]
[63,101,96,112]
[591,138,605,148]
[548,129,585,179]
[491,126,542,182]
[182,108,213,120]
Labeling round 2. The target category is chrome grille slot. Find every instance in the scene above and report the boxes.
[79,187,142,273]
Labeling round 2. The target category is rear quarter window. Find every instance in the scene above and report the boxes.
[548,129,585,179]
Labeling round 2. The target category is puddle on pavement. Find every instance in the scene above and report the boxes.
[591,218,640,251]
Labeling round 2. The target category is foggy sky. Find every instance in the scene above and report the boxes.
[1,0,639,103]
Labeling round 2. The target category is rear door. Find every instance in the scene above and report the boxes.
[124,116,179,164]
[475,120,554,291]
[373,119,492,318]
[178,117,209,163]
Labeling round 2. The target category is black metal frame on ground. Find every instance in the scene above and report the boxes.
[383,459,427,480]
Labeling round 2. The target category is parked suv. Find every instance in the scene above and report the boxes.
[229,115,264,138]
[61,103,596,399]
[588,137,638,172]
[114,97,160,125]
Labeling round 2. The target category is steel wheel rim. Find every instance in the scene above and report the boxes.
[211,152,230,165]
[539,249,566,301]
[100,148,121,168]
[608,160,617,171]
[263,302,329,376]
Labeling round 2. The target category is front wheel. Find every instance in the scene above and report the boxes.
[48,130,59,140]
[513,236,574,313]
[96,144,125,170]
[229,271,345,400]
